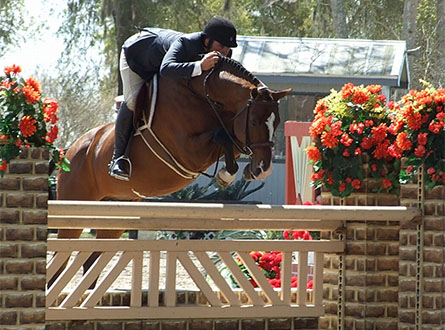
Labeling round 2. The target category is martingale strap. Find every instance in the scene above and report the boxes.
[134,74,200,180]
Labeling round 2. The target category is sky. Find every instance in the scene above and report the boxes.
[0,0,66,76]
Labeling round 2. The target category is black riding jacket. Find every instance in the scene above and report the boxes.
[123,28,206,82]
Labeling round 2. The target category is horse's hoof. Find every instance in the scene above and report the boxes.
[216,168,236,187]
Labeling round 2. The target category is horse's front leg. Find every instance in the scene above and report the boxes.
[212,127,238,187]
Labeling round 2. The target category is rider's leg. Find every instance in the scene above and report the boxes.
[109,102,134,180]
[109,47,143,180]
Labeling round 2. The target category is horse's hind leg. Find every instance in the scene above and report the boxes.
[83,229,125,289]
[47,229,83,288]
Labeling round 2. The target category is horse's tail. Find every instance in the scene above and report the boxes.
[133,81,150,127]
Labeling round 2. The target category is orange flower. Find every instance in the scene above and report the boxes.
[43,97,59,124]
[352,89,370,104]
[18,116,37,137]
[306,145,321,162]
[341,83,354,99]
[22,84,40,104]
[4,64,21,75]
[45,125,59,143]
[406,112,422,131]
[321,131,338,148]
[366,85,382,94]
[25,77,41,94]
[309,117,328,137]
[396,132,412,151]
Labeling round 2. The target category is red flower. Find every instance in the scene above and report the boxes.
[18,116,37,137]
[306,145,321,162]
[340,133,353,146]
[339,183,346,192]
[373,140,390,159]
[0,159,7,171]
[414,145,426,157]
[371,124,388,143]
[343,149,350,157]
[351,179,361,190]
[307,279,314,290]
[360,137,373,149]
[428,121,441,134]
[354,147,362,156]
[382,179,392,189]
[427,167,436,175]
[417,133,428,145]
[388,143,402,159]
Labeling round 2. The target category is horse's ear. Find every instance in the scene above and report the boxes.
[250,87,258,99]
[272,88,292,101]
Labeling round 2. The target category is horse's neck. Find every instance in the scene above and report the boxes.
[206,72,252,112]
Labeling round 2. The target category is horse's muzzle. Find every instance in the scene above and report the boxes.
[242,163,273,181]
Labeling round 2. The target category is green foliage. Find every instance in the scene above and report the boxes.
[0,0,26,52]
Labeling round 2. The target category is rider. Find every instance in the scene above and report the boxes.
[109,17,238,181]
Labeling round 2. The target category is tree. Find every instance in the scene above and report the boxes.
[330,0,348,38]
[0,0,26,53]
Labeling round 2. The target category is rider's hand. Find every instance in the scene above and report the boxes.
[200,51,219,71]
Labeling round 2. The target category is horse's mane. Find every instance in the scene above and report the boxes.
[218,55,261,87]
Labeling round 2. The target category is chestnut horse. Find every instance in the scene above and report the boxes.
[50,55,291,286]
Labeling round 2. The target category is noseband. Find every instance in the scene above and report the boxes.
[203,65,278,158]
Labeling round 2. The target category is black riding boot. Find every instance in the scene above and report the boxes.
[109,102,134,181]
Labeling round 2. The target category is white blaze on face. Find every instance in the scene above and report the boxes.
[265,112,276,142]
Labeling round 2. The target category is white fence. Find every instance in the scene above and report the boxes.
[46,201,419,321]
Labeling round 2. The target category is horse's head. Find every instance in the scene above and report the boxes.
[232,85,291,181]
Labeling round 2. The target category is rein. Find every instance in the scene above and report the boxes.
[203,58,277,158]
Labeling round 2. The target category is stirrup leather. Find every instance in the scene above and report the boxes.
[109,156,133,181]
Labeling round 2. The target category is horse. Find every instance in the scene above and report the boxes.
[50,55,291,287]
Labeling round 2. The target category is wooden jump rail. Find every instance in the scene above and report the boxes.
[46,201,420,321]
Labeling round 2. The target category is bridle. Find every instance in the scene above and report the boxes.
[203,59,278,159]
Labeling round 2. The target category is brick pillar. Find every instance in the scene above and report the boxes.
[399,176,445,329]
[0,147,48,329]
[319,190,400,330]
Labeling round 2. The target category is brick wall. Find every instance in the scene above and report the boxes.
[320,190,401,330]
[0,147,48,329]
[399,179,445,329]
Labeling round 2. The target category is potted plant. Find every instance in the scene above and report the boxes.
[396,82,445,189]
[307,83,400,198]
[0,64,69,176]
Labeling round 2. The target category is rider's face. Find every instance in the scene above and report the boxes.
[208,40,231,56]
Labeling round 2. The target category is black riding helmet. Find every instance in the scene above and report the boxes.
[203,17,237,48]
